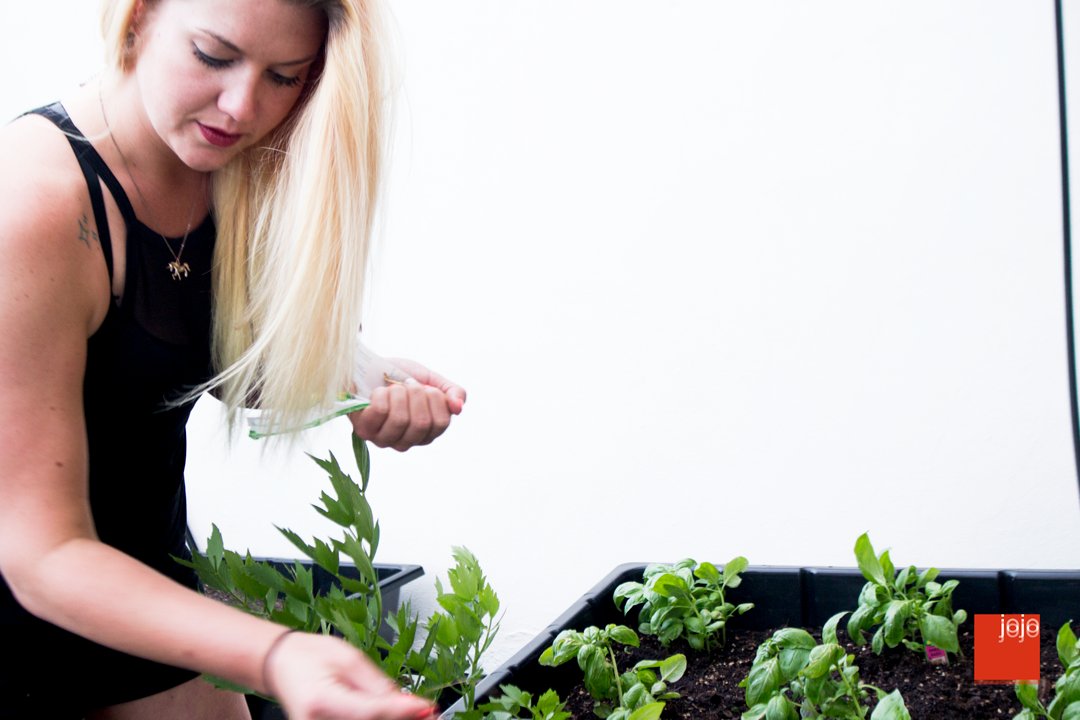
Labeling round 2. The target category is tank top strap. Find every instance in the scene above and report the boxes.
[25,102,140,281]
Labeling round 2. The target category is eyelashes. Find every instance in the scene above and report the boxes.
[191,44,303,89]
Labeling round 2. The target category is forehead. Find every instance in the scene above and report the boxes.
[150,0,328,61]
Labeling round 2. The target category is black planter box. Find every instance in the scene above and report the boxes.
[444,563,1080,717]
[240,559,424,720]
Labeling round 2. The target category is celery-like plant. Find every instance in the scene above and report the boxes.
[740,612,910,720]
[846,533,967,658]
[402,546,501,710]
[180,433,500,709]
[1012,621,1080,719]
[613,557,753,651]
[539,623,686,720]
[180,434,386,654]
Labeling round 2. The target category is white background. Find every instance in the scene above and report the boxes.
[4,1,1079,671]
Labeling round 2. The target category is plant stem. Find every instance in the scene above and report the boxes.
[607,643,625,706]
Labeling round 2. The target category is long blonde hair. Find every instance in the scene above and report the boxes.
[101,0,387,435]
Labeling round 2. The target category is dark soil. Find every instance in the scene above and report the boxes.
[561,629,1059,719]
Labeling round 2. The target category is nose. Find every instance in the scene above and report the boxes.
[217,71,260,126]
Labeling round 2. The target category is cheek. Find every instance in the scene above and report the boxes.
[139,55,217,126]
[257,91,307,136]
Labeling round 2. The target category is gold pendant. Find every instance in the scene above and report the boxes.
[168,260,191,281]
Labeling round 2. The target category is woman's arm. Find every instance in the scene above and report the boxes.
[0,122,434,720]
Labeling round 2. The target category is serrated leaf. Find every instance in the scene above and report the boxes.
[276,526,317,562]
[244,560,287,594]
[206,524,225,568]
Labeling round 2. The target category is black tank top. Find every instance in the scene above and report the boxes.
[0,102,216,614]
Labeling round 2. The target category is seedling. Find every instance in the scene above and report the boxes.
[740,612,910,720]
[613,557,754,651]
[846,533,967,658]
[468,684,572,720]
[539,623,686,720]
[1012,621,1080,719]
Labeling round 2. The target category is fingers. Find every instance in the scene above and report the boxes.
[385,358,466,415]
[347,360,463,450]
[271,633,437,720]
[348,368,462,452]
[304,686,436,720]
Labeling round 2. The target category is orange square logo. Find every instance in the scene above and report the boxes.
[974,614,1040,684]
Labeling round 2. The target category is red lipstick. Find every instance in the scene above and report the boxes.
[198,123,242,148]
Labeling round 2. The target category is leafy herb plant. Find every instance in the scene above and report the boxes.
[181,433,500,709]
[846,533,967,658]
[394,546,502,710]
[613,557,754,652]
[472,684,573,720]
[740,612,910,720]
[539,624,686,720]
[1012,621,1080,720]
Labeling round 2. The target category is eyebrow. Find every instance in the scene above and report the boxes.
[199,30,320,66]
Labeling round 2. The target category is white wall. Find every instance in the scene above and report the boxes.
[4,1,1079,672]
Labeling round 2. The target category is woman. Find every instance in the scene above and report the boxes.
[0,0,463,717]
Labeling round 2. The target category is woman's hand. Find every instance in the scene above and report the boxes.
[348,359,466,452]
[266,631,437,720]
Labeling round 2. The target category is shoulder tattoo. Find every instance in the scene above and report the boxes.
[77,214,99,249]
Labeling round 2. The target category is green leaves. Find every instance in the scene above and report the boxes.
[477,685,572,720]
[854,533,887,586]
[540,624,684,718]
[869,690,911,720]
[416,547,502,710]
[614,557,754,652]
[740,622,909,720]
[1060,622,1080,667]
[846,533,966,660]
[182,434,500,712]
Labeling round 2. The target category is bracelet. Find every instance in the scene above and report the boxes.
[262,628,301,697]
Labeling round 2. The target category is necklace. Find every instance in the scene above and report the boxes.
[98,84,204,281]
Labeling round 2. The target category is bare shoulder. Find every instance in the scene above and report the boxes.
[0,113,110,334]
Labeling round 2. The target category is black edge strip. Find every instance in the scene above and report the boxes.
[1057,0,1080,504]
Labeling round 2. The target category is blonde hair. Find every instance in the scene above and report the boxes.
[101,0,388,436]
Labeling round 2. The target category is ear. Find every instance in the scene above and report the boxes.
[130,0,148,37]
[122,0,149,70]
